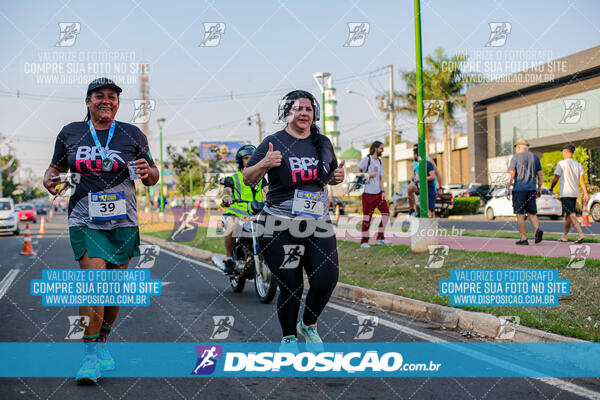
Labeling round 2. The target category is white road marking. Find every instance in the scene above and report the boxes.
[0,269,20,301]
[151,242,600,399]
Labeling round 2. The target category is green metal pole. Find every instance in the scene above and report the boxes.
[322,91,326,136]
[159,126,164,213]
[414,0,428,218]
[189,167,193,205]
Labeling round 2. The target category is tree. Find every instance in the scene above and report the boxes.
[165,144,203,206]
[384,48,482,185]
[0,153,18,199]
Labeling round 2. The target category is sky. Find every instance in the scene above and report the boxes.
[1,0,599,178]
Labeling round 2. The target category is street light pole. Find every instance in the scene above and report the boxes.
[388,64,395,195]
[414,0,428,218]
[156,118,166,213]
[248,113,264,143]
[313,72,331,136]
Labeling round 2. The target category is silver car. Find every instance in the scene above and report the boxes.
[588,192,600,222]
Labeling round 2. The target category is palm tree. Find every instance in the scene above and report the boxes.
[381,48,478,185]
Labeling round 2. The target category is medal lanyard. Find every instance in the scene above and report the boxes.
[88,120,116,160]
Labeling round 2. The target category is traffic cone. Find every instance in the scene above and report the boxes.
[20,223,35,255]
[582,204,591,227]
[39,216,46,233]
[334,204,341,226]
[48,209,53,220]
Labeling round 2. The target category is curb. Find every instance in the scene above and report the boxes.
[141,233,584,343]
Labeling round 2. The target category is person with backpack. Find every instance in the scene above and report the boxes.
[357,141,391,248]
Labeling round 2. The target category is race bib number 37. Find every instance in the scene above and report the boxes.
[88,191,126,221]
[292,189,325,218]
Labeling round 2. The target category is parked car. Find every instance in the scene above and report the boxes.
[32,201,51,215]
[0,198,19,235]
[443,184,469,198]
[389,185,454,218]
[588,192,600,222]
[460,184,497,205]
[484,187,562,220]
[15,203,37,223]
[194,197,219,210]
[328,196,345,215]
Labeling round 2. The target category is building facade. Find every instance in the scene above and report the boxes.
[467,46,600,185]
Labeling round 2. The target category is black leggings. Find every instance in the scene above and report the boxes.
[257,214,339,337]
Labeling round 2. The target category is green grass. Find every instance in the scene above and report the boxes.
[461,229,600,243]
[140,223,226,254]
[141,222,600,341]
[336,241,600,342]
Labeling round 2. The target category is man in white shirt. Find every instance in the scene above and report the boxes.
[549,144,589,243]
[357,141,391,248]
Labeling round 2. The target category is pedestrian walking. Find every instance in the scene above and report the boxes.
[506,138,543,245]
[549,144,589,243]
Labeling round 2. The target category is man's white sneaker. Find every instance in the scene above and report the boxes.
[360,243,370,248]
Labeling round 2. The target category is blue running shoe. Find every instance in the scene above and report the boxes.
[75,355,100,384]
[279,335,300,354]
[97,342,115,371]
[297,322,324,353]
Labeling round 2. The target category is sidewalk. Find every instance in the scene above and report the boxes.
[342,232,600,260]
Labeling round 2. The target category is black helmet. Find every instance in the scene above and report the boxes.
[235,144,256,169]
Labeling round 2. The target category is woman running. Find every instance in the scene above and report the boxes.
[43,78,159,383]
[243,90,345,349]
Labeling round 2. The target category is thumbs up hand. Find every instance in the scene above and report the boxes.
[330,160,345,184]
[261,142,282,169]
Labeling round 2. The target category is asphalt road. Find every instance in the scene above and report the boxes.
[0,214,599,400]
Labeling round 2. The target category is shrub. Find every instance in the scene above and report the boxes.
[452,196,480,215]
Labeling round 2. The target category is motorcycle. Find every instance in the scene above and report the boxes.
[212,199,278,304]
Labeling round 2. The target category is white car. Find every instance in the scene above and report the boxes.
[0,197,19,235]
[588,192,600,222]
[484,187,562,220]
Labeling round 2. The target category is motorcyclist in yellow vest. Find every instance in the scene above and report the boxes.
[221,144,267,275]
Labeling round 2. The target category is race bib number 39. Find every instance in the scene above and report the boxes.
[88,191,126,221]
[292,190,325,218]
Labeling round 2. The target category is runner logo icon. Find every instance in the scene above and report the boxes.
[567,244,590,269]
[485,22,511,47]
[192,345,222,375]
[354,315,379,339]
[199,23,225,47]
[55,22,81,47]
[560,99,586,124]
[344,23,370,47]
[131,99,156,124]
[280,245,305,269]
[210,316,234,340]
[65,315,90,340]
[425,245,449,269]
[135,244,160,269]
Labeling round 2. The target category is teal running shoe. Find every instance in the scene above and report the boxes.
[279,335,300,353]
[75,355,100,384]
[297,322,324,353]
[97,342,115,371]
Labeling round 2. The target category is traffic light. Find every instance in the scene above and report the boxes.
[247,116,252,126]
